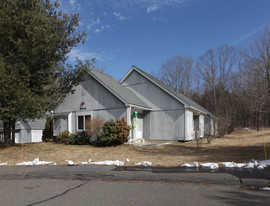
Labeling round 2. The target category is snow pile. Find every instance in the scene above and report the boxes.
[182,160,270,170]
[260,187,270,191]
[220,162,246,168]
[82,159,92,165]
[257,160,270,168]
[182,162,199,168]
[66,160,75,166]
[89,160,124,166]
[201,163,219,169]
[16,158,53,166]
[135,161,152,167]
[0,161,8,166]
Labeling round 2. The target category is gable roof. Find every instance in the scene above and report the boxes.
[88,69,151,110]
[120,65,213,116]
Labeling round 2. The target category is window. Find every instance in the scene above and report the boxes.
[78,115,91,130]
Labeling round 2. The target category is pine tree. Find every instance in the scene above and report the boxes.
[0,0,94,143]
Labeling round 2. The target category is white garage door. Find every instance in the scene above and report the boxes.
[31,130,43,142]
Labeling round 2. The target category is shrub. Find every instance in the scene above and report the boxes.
[86,118,104,141]
[68,131,91,145]
[113,117,131,144]
[96,118,131,146]
[42,117,52,142]
[55,130,70,144]
[96,120,116,146]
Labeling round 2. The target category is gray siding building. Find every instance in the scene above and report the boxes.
[53,66,215,141]
[0,119,45,143]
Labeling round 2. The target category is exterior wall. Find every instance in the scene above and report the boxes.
[204,114,214,136]
[54,75,127,135]
[185,109,194,141]
[122,70,185,140]
[16,119,45,143]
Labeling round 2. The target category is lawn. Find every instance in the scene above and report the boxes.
[0,128,270,166]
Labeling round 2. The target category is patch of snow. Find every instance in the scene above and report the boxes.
[220,162,236,168]
[82,159,92,165]
[16,158,53,166]
[182,163,195,167]
[182,162,199,168]
[0,162,8,166]
[257,165,264,169]
[66,160,75,166]
[135,161,152,167]
[194,162,199,168]
[244,162,255,169]
[243,127,255,132]
[220,162,246,168]
[260,187,270,191]
[258,160,270,167]
[90,160,124,166]
[126,158,130,163]
[201,163,219,169]
[235,163,246,168]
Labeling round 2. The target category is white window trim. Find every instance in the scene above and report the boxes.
[76,111,92,131]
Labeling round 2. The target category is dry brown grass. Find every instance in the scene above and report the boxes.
[1,128,270,166]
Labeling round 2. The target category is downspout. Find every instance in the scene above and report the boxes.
[184,107,187,141]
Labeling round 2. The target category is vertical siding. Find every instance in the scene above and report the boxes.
[53,74,127,134]
[122,70,185,140]
[54,75,125,113]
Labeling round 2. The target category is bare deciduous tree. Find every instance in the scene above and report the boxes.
[158,55,194,97]
[239,25,270,130]
[196,45,238,135]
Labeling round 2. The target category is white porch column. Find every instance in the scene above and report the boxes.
[126,106,132,126]
[126,106,132,139]
[68,113,73,133]
[199,114,204,138]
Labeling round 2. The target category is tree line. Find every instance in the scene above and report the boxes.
[158,25,270,135]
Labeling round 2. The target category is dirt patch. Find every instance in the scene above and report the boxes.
[0,128,270,166]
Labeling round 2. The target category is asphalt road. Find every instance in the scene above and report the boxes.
[0,179,270,206]
[0,165,269,205]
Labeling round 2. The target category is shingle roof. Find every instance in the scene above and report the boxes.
[129,66,213,116]
[89,69,151,109]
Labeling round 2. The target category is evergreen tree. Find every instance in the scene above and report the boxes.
[0,0,94,143]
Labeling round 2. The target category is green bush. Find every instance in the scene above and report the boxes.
[96,120,116,146]
[68,131,91,145]
[96,118,131,146]
[42,117,52,142]
[55,130,70,144]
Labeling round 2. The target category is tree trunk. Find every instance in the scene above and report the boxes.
[256,112,261,131]
[11,119,16,144]
[3,121,11,144]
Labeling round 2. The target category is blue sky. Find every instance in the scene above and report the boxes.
[59,0,270,80]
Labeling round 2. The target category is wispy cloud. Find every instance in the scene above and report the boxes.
[68,48,115,62]
[113,12,128,20]
[94,24,111,33]
[231,24,265,45]
[68,48,103,61]
[87,18,111,33]
[147,4,158,13]
[69,0,76,6]
[86,0,188,14]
